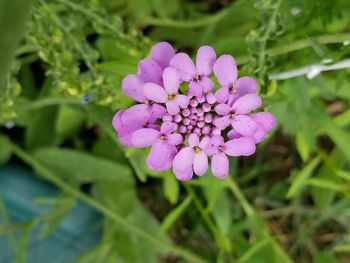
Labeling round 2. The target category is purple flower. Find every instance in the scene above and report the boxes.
[143,67,190,115]
[214,93,262,136]
[172,134,210,181]
[208,135,256,178]
[112,103,166,146]
[132,122,183,171]
[170,46,216,97]
[112,42,277,181]
[214,55,258,104]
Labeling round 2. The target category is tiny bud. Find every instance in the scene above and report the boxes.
[190,107,197,114]
[198,115,204,121]
[197,108,204,116]
[187,125,193,131]
[202,103,211,112]
[197,121,205,128]
[174,114,182,123]
[190,120,196,126]
[182,108,191,117]
[202,125,211,135]
[204,113,213,123]
[206,92,216,104]
[179,125,187,134]
[162,113,173,122]
[183,118,191,126]
[190,99,198,107]
[194,127,201,135]
[197,95,205,103]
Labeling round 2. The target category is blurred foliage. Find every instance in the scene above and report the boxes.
[1,0,350,262]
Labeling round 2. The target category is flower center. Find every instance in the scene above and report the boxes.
[230,112,236,118]
[167,94,177,100]
[218,146,224,152]
[160,135,167,140]
[193,146,201,154]
[194,74,202,82]
[230,84,237,94]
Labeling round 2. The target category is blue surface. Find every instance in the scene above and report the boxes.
[0,165,102,262]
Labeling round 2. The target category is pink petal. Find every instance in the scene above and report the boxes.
[137,58,162,85]
[143,83,167,103]
[231,115,257,136]
[176,94,190,109]
[112,110,134,146]
[215,86,230,103]
[173,147,195,172]
[213,116,230,130]
[169,53,196,81]
[193,151,208,176]
[167,133,183,145]
[149,104,166,123]
[131,128,160,147]
[188,133,199,147]
[161,122,177,134]
[163,67,180,94]
[199,136,211,149]
[235,77,258,96]
[215,103,231,115]
[211,153,229,178]
[122,74,146,102]
[205,145,218,156]
[227,129,242,139]
[150,42,175,69]
[174,165,193,181]
[252,123,267,144]
[196,46,216,76]
[147,140,177,171]
[199,76,214,93]
[231,94,262,114]
[224,137,256,156]
[251,112,276,131]
[121,104,149,130]
[211,135,224,147]
[166,100,180,115]
[188,81,203,97]
[213,55,237,86]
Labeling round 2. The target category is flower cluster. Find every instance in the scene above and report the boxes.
[113,42,276,181]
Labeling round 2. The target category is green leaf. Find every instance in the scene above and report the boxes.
[55,105,85,138]
[163,171,179,204]
[0,135,12,164]
[296,130,310,161]
[287,157,321,198]
[160,196,191,233]
[311,150,346,209]
[306,178,346,192]
[25,106,59,151]
[0,0,35,87]
[313,107,350,161]
[34,147,133,182]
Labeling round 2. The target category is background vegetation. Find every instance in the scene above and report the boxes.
[1,0,350,262]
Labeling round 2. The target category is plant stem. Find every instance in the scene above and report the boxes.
[225,178,254,217]
[11,143,208,263]
[185,185,238,263]
[237,33,350,65]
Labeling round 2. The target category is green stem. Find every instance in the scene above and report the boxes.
[141,8,231,29]
[11,143,208,263]
[225,178,254,217]
[185,185,237,263]
[236,33,350,65]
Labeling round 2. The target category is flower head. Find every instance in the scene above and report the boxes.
[112,42,276,181]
